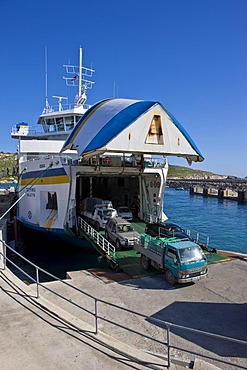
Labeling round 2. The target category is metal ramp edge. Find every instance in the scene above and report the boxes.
[77,217,119,269]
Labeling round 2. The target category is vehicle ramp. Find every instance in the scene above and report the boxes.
[78,217,119,267]
[77,217,229,278]
[77,217,159,277]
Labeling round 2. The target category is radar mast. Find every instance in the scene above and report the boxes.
[62,47,95,107]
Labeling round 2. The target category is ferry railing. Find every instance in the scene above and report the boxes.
[11,125,43,135]
[183,228,220,253]
[22,153,75,164]
[184,228,210,247]
[20,153,168,168]
[0,239,247,369]
[78,216,116,259]
[41,102,91,112]
[11,123,74,136]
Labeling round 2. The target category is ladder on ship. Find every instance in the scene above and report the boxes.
[77,216,120,270]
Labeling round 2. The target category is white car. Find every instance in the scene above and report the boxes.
[117,206,133,221]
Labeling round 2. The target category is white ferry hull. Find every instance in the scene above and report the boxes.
[17,156,169,248]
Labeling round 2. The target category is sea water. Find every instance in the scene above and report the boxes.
[163,187,247,254]
[0,182,18,190]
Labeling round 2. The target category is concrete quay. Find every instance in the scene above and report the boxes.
[1,253,247,370]
[0,262,214,370]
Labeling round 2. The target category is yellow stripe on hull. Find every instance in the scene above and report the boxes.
[19,175,70,186]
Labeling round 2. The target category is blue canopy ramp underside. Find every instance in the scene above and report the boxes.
[61,98,204,165]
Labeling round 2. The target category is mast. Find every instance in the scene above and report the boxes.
[62,47,95,108]
[79,47,82,98]
[43,47,51,113]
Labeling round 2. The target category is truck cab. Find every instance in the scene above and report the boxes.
[164,239,208,284]
[136,234,208,285]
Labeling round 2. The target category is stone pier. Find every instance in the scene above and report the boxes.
[190,186,246,202]
[238,189,247,203]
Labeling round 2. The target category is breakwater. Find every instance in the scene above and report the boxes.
[167,178,247,203]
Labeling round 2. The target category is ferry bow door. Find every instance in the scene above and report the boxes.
[140,172,165,223]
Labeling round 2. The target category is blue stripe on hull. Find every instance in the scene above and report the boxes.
[21,167,67,180]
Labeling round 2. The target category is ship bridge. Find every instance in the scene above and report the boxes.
[61,98,204,165]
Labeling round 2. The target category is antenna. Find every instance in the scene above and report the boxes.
[45,47,48,100]
[113,82,119,98]
[113,82,116,98]
[52,96,68,112]
[62,46,95,107]
[43,47,52,113]
[79,46,82,98]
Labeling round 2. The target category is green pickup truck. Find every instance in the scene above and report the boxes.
[134,234,208,285]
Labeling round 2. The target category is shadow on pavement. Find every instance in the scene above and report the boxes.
[147,301,247,358]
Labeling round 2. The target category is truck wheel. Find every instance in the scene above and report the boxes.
[116,240,121,251]
[165,269,176,285]
[141,255,150,270]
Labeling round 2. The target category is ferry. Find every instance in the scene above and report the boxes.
[11,47,204,250]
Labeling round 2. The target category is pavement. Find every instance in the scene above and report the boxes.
[1,254,247,370]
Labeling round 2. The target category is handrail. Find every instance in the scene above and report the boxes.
[78,217,116,259]
[0,240,246,369]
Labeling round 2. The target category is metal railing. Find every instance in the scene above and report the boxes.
[78,217,116,259]
[185,228,210,248]
[0,240,247,369]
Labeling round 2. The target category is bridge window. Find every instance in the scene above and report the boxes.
[65,116,75,131]
[43,118,56,133]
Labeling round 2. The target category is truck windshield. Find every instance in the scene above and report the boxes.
[179,246,205,263]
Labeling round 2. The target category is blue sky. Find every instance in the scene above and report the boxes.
[0,0,246,177]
